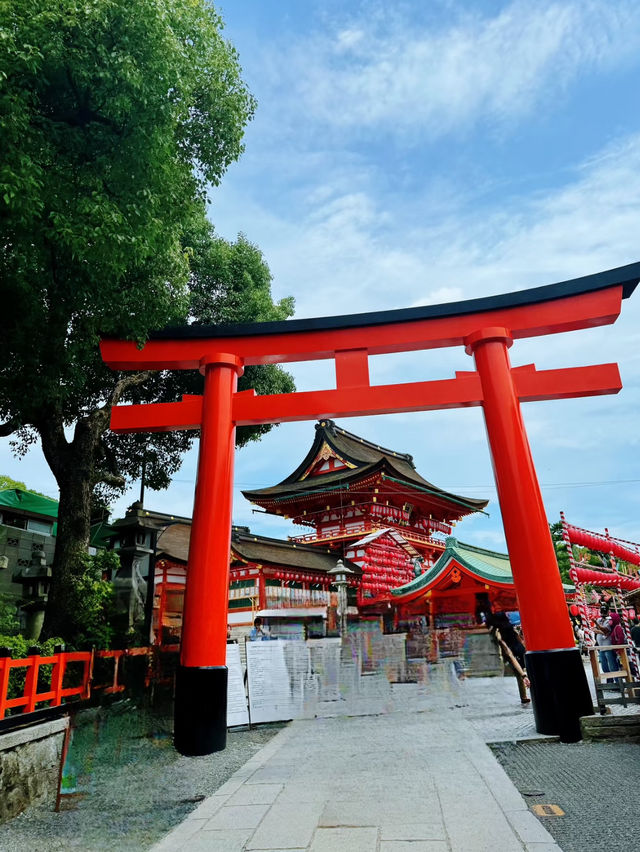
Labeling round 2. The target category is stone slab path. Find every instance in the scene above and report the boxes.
[152,680,561,852]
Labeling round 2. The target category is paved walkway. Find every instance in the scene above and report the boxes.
[152,671,562,852]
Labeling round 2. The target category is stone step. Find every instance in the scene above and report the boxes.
[581,713,640,742]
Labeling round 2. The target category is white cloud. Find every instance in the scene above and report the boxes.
[277,0,640,136]
[206,123,640,545]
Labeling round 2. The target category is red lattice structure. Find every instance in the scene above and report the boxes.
[561,511,640,675]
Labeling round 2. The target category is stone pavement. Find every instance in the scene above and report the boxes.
[152,668,562,852]
[491,739,640,852]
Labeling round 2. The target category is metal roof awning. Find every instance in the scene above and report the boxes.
[257,607,328,619]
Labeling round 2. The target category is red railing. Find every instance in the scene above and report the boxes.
[291,523,446,550]
[0,646,179,720]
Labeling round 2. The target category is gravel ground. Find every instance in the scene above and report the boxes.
[491,739,640,852]
[1,701,283,852]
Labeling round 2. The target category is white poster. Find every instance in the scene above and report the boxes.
[226,642,249,727]
[247,640,296,724]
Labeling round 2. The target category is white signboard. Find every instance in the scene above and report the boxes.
[247,640,297,724]
[226,642,249,727]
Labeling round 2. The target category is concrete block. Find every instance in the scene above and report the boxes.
[581,714,640,741]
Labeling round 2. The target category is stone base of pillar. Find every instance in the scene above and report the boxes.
[174,665,228,756]
[526,648,593,742]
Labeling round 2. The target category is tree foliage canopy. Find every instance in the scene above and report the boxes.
[0,0,295,638]
[1,0,261,428]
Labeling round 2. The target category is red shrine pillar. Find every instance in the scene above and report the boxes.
[465,327,593,741]
[174,353,243,756]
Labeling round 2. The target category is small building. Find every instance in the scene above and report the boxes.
[151,522,361,643]
[0,488,111,638]
[0,489,58,637]
[390,536,518,628]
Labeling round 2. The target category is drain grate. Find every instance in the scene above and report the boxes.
[531,804,565,817]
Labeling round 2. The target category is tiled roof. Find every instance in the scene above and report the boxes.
[155,521,361,575]
[242,420,488,516]
[391,536,514,598]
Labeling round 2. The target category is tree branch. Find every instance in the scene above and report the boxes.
[108,371,153,409]
[88,371,153,435]
[36,413,71,482]
[93,470,126,489]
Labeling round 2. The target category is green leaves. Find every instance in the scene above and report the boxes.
[0,0,256,424]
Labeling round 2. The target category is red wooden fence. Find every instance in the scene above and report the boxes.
[0,646,179,720]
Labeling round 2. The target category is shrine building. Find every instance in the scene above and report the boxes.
[147,419,521,642]
[243,419,489,612]
[390,536,518,630]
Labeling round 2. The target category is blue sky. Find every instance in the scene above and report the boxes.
[3,0,640,552]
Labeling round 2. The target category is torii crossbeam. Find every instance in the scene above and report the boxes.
[102,261,639,754]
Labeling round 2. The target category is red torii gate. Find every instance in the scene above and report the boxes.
[101,261,639,754]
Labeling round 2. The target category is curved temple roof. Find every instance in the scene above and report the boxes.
[156,521,361,575]
[242,419,488,517]
[391,536,514,601]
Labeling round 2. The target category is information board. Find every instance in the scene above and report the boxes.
[246,640,297,724]
[226,642,249,727]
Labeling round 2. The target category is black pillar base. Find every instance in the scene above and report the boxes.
[525,648,593,743]
[174,665,228,756]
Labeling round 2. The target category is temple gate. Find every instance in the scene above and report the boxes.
[101,261,639,754]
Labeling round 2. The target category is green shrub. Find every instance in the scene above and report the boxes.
[0,594,20,635]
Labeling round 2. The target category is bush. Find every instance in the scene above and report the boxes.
[57,551,119,650]
[0,594,20,635]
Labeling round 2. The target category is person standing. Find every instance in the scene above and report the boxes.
[594,604,617,674]
[249,616,270,641]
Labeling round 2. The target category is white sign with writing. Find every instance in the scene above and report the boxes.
[246,640,297,724]
[226,642,249,727]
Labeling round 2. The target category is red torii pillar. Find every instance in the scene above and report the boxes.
[101,262,639,754]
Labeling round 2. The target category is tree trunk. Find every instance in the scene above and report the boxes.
[39,416,100,640]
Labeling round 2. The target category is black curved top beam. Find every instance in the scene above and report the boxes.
[146,261,640,340]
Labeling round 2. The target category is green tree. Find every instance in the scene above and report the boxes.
[0,475,27,492]
[0,0,294,639]
[549,521,572,584]
[0,473,53,499]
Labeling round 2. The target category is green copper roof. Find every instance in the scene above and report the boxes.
[0,488,58,519]
[391,536,514,598]
[0,489,112,545]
